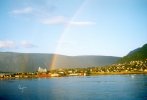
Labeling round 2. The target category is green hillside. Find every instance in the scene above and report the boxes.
[119,44,147,63]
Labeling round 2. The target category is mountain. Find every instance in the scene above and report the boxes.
[127,48,140,55]
[0,52,120,72]
[119,44,147,63]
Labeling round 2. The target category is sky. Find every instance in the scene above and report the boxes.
[0,0,147,57]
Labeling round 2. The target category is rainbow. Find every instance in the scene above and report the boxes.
[50,0,89,70]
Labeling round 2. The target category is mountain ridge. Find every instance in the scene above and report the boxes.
[0,52,120,72]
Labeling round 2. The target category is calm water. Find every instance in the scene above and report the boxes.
[0,75,147,100]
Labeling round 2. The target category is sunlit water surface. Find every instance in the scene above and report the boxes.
[0,75,147,100]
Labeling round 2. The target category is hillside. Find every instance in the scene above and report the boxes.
[0,52,120,72]
[119,44,147,63]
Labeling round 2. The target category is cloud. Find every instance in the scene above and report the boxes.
[10,4,56,18]
[0,40,36,49]
[0,40,16,48]
[40,16,96,26]
[21,41,36,48]
[11,7,33,15]
[40,16,66,24]
[10,6,95,27]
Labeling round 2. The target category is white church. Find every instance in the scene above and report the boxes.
[38,67,47,73]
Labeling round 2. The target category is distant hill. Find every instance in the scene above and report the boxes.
[0,52,120,72]
[119,44,147,63]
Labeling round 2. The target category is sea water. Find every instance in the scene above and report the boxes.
[0,75,147,100]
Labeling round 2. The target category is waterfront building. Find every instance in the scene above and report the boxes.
[38,67,47,73]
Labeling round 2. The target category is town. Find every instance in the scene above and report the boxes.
[0,59,147,79]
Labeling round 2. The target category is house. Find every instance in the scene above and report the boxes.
[51,73,59,77]
[0,74,4,78]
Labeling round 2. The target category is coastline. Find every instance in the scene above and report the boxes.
[90,72,147,75]
[1,72,147,80]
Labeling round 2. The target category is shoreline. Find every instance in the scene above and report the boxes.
[90,72,147,75]
[1,72,147,80]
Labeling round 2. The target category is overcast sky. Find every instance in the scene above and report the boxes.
[0,0,147,57]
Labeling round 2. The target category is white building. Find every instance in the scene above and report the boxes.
[38,67,47,73]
